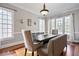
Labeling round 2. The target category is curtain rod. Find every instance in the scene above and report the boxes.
[0,6,17,11]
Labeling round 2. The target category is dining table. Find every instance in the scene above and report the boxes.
[33,34,58,44]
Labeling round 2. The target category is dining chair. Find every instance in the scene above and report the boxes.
[37,34,67,56]
[52,29,58,35]
[22,30,43,56]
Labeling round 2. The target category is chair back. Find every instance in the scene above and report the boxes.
[48,34,67,56]
[52,29,58,35]
[22,30,33,51]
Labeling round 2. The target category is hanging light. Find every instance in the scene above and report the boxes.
[40,3,49,16]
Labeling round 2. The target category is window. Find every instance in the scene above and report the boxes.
[48,19,51,34]
[51,19,55,29]
[49,15,73,39]
[0,7,14,38]
[38,19,45,32]
[50,16,71,34]
[65,16,71,35]
[56,18,63,34]
[48,19,55,34]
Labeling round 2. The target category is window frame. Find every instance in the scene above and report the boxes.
[0,7,14,38]
[50,15,71,35]
[38,19,45,33]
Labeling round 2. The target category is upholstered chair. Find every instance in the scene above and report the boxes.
[37,34,67,56]
[22,30,43,56]
[52,29,58,35]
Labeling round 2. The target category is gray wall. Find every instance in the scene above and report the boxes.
[74,11,79,40]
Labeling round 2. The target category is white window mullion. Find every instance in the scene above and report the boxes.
[2,8,3,37]
[63,17,65,34]
[6,9,8,37]
[55,18,56,29]
[38,19,45,33]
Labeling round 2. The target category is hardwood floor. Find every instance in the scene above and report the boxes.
[66,42,79,56]
[0,48,37,56]
[0,42,79,56]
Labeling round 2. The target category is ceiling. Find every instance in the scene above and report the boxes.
[10,3,79,18]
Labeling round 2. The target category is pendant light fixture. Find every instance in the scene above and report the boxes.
[40,3,49,16]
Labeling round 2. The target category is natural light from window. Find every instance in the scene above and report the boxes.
[0,7,14,38]
[38,19,45,33]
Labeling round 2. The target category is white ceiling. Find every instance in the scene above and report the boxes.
[10,3,79,17]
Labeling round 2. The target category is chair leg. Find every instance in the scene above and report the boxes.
[37,54,39,56]
[32,51,34,56]
[66,45,67,53]
[25,48,27,56]
[37,51,39,56]
[61,51,64,56]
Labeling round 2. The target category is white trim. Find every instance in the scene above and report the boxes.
[0,7,14,39]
